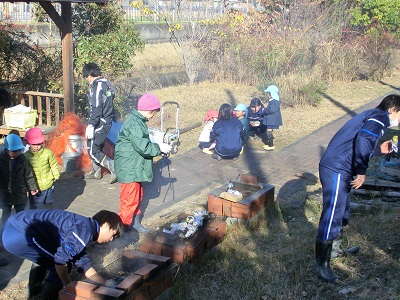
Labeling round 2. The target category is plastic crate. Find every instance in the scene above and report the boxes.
[3,109,37,129]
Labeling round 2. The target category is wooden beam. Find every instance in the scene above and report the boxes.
[39,2,67,34]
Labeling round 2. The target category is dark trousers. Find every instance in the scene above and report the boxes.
[87,123,111,164]
[0,202,26,225]
[317,165,351,241]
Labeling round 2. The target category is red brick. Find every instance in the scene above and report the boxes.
[130,284,150,300]
[207,220,227,238]
[207,194,223,215]
[59,289,90,300]
[93,286,125,300]
[239,174,259,185]
[122,249,148,260]
[115,274,142,295]
[65,281,99,298]
[147,276,165,299]
[162,245,186,265]
[134,264,159,281]
[205,237,217,250]
[140,238,163,255]
[153,232,179,246]
[145,253,172,268]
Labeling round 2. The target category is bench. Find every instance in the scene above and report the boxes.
[0,90,64,141]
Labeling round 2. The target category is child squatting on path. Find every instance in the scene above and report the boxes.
[24,127,60,209]
[210,103,245,161]
[0,134,38,225]
[2,209,124,299]
[114,94,172,233]
[316,94,400,283]
[198,109,218,154]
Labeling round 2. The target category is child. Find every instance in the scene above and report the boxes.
[0,134,38,224]
[210,103,244,161]
[247,97,269,146]
[234,103,250,146]
[114,94,172,233]
[198,109,218,154]
[263,85,283,150]
[24,127,60,209]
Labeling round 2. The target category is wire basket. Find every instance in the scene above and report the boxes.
[3,109,37,129]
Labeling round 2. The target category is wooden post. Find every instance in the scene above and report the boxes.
[61,2,74,114]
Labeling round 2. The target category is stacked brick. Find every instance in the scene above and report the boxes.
[207,174,275,220]
[140,217,227,265]
[58,250,176,300]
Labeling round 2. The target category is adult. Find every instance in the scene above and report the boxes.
[2,209,123,299]
[114,94,171,233]
[210,103,244,160]
[83,63,117,184]
[316,94,400,283]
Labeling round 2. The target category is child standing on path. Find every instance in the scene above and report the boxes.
[263,85,283,151]
[24,127,60,209]
[114,94,172,233]
[198,109,218,154]
[0,134,38,224]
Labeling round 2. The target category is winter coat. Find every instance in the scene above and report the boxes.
[24,148,60,191]
[320,108,390,176]
[5,209,96,272]
[0,150,38,206]
[263,99,283,128]
[210,118,244,157]
[87,77,115,128]
[114,109,161,183]
[198,120,215,143]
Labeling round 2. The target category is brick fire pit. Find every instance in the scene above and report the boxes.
[207,174,275,220]
[140,216,227,265]
[59,250,177,300]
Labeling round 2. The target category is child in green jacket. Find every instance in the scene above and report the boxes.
[114,94,171,233]
[24,127,60,209]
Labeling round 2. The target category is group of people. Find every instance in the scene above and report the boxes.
[198,84,283,160]
[1,59,400,296]
[0,63,171,299]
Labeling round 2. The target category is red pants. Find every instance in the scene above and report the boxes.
[119,182,143,225]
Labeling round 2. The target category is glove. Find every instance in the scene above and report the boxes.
[159,143,172,154]
[86,125,94,140]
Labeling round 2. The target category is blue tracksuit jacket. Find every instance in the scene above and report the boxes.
[210,118,244,158]
[2,209,99,273]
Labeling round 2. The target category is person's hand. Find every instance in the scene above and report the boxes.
[86,125,94,139]
[31,189,39,195]
[380,140,392,154]
[159,143,172,154]
[350,174,365,189]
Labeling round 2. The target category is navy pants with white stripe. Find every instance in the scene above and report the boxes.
[87,123,111,164]
[317,165,352,241]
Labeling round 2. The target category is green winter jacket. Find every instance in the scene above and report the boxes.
[0,150,38,206]
[24,148,60,191]
[114,109,161,183]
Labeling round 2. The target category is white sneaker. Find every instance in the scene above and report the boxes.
[263,145,275,151]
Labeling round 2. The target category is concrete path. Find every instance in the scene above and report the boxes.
[0,91,398,290]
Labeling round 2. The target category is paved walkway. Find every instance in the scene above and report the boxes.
[0,91,398,290]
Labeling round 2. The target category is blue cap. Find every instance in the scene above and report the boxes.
[264,85,280,101]
[4,134,24,151]
[234,103,248,114]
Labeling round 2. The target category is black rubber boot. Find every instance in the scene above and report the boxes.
[84,161,102,180]
[101,156,117,184]
[263,132,275,150]
[27,263,46,299]
[132,215,150,233]
[41,281,63,300]
[316,239,340,283]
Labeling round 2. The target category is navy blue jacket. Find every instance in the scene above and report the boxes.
[87,77,115,128]
[264,99,282,128]
[6,209,98,272]
[320,108,390,176]
[210,118,244,157]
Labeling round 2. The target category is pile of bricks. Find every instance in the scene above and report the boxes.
[140,216,227,265]
[207,174,275,220]
[59,250,176,300]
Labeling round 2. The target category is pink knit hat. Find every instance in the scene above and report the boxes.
[137,94,161,111]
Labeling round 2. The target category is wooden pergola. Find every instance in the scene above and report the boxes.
[2,0,108,113]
